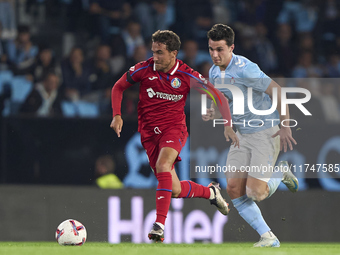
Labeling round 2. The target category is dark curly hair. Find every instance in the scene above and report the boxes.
[207,24,235,46]
[152,30,181,52]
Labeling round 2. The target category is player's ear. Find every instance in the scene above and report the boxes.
[172,50,178,58]
[229,44,235,52]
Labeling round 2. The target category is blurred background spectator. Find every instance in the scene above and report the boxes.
[6,25,38,75]
[273,24,297,77]
[94,155,124,189]
[0,22,9,70]
[61,46,91,102]
[134,0,175,40]
[177,39,212,70]
[27,44,61,83]
[0,0,338,121]
[20,72,63,117]
[292,50,323,78]
[89,0,131,43]
[0,0,16,40]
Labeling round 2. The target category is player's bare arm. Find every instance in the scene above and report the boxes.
[110,115,123,138]
[110,72,135,138]
[265,80,297,152]
[202,101,221,121]
[202,100,239,147]
[224,126,239,148]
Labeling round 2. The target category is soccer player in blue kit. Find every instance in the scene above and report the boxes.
[203,24,299,247]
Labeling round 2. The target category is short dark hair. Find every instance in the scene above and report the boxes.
[152,30,181,52]
[18,25,30,34]
[207,24,235,46]
[43,71,58,81]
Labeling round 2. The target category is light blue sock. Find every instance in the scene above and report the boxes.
[267,169,284,198]
[232,195,270,236]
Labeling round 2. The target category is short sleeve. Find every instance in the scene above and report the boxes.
[242,62,272,92]
[127,61,148,84]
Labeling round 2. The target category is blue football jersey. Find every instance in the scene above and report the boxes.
[209,53,279,134]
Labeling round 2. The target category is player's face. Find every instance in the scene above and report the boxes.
[151,42,177,73]
[208,39,234,70]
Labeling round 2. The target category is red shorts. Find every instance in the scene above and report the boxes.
[141,125,188,174]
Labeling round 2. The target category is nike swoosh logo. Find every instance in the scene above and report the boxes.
[149,76,158,80]
[293,180,298,190]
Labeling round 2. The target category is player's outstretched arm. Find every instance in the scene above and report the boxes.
[201,103,239,147]
[266,80,297,152]
[110,72,134,137]
[191,73,239,147]
[202,101,222,121]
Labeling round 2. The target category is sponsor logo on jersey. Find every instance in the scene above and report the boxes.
[171,78,181,88]
[147,88,156,98]
[146,88,183,102]
[148,76,158,80]
[235,59,245,67]
[154,127,162,134]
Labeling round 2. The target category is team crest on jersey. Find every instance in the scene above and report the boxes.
[171,78,181,88]
[129,66,135,72]
[231,77,235,84]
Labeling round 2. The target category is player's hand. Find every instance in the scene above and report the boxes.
[110,115,123,137]
[272,126,297,152]
[202,108,215,121]
[224,126,239,148]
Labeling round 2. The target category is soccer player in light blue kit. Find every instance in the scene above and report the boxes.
[203,24,299,247]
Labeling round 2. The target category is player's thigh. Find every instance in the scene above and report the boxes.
[226,132,251,177]
[142,139,158,173]
[156,127,187,173]
[248,126,280,181]
[155,146,179,173]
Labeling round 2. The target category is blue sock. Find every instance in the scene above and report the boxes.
[267,169,283,198]
[232,195,270,236]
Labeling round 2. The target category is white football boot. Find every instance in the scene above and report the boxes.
[278,161,299,193]
[253,236,280,247]
[208,182,230,215]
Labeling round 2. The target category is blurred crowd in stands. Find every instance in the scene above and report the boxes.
[0,0,340,123]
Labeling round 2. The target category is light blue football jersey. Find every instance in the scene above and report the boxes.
[209,53,279,134]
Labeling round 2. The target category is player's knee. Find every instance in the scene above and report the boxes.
[172,187,181,198]
[155,160,172,173]
[246,187,268,202]
[226,182,242,199]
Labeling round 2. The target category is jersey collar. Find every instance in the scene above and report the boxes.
[225,53,235,71]
[153,59,179,75]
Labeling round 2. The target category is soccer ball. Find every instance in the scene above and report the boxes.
[55,219,87,246]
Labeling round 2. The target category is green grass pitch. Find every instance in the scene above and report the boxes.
[0,242,339,255]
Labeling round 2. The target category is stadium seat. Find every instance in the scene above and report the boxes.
[61,101,77,117]
[2,99,11,116]
[0,70,13,94]
[10,76,33,103]
[76,101,99,118]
